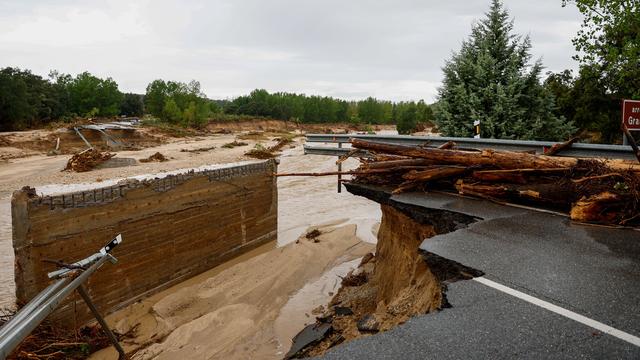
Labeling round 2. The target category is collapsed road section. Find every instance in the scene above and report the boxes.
[311,184,640,359]
[11,159,278,327]
[282,136,640,358]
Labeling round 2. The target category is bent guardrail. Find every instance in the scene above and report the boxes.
[0,234,125,360]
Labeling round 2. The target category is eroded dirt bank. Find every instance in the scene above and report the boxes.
[288,202,483,358]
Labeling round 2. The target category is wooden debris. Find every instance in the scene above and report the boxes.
[277,137,640,227]
[622,123,640,163]
[64,149,115,172]
[438,141,456,149]
[140,152,168,163]
[544,137,579,156]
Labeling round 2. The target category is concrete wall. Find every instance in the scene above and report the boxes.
[11,160,277,325]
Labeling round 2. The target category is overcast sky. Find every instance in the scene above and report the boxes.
[0,0,582,102]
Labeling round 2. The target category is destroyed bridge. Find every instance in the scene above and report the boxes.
[302,134,640,359]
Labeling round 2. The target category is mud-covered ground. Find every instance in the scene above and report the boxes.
[0,123,386,359]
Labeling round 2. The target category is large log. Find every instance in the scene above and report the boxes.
[352,138,576,169]
[403,166,469,182]
[351,138,640,172]
[455,180,576,209]
[472,168,571,184]
[364,158,437,169]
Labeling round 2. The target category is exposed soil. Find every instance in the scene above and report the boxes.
[0,127,165,158]
[206,119,396,135]
[287,204,483,358]
[0,125,386,359]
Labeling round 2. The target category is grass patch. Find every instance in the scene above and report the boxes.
[221,141,249,149]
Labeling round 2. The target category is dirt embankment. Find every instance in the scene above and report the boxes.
[288,204,483,358]
[0,128,165,160]
[206,119,396,135]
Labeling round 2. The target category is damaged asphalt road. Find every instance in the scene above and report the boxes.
[323,185,640,359]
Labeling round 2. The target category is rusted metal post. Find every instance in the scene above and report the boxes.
[77,285,127,359]
[622,124,640,163]
[337,142,342,193]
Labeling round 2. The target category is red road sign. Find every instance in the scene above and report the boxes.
[622,99,640,130]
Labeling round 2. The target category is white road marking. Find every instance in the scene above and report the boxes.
[473,276,640,347]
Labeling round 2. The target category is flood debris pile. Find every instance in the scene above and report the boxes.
[139,152,168,163]
[63,148,115,172]
[180,146,216,153]
[221,140,248,149]
[245,138,293,159]
[344,139,640,227]
[0,310,132,360]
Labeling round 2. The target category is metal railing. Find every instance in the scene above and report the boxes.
[304,134,636,160]
[0,235,126,360]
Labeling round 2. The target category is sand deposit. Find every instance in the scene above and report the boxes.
[0,125,384,359]
[91,223,373,360]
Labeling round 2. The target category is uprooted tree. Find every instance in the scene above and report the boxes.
[435,0,576,141]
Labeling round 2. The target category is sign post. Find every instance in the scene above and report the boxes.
[622,99,640,162]
[473,120,481,139]
[622,100,640,145]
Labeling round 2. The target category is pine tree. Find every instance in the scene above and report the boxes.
[435,0,576,141]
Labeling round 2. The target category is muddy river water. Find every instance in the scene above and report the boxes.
[0,136,381,312]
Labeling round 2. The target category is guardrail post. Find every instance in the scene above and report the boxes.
[0,235,124,359]
[337,143,342,193]
[77,285,127,359]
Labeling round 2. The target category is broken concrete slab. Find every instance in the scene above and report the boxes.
[285,322,332,359]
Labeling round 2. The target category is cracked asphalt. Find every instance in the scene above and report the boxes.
[323,186,640,359]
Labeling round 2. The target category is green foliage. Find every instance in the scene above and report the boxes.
[224,89,432,126]
[0,67,71,131]
[120,93,144,117]
[58,72,123,117]
[144,79,214,126]
[162,98,182,123]
[435,0,575,141]
[545,65,621,142]
[396,102,418,134]
[562,0,640,98]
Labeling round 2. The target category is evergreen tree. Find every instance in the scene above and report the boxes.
[435,0,575,140]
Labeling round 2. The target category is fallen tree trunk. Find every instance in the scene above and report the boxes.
[472,168,572,184]
[455,180,576,209]
[363,159,437,169]
[403,166,469,182]
[352,138,578,169]
[351,138,640,172]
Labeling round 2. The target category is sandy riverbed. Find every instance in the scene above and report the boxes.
[0,129,383,358]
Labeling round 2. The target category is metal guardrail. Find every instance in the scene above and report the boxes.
[304,134,636,160]
[0,235,126,360]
